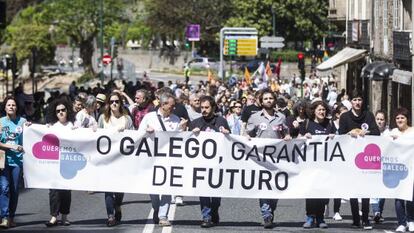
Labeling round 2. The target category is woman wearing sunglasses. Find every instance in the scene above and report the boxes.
[44,97,75,227]
[97,92,133,227]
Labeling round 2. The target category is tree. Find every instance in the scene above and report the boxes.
[144,0,232,56]
[40,0,126,75]
[226,0,328,43]
[5,5,55,66]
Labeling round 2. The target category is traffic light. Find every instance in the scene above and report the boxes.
[297,52,305,81]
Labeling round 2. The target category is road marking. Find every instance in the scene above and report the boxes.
[142,202,177,233]
[143,208,155,233]
[162,203,176,233]
[384,231,394,233]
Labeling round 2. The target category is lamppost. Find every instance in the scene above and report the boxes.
[99,0,104,85]
[271,6,276,37]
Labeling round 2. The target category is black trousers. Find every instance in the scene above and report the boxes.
[306,199,328,217]
[350,198,370,224]
[49,189,71,216]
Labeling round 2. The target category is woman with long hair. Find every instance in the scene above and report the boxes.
[44,97,75,227]
[97,92,133,227]
[299,100,336,229]
[0,96,27,228]
[390,108,414,232]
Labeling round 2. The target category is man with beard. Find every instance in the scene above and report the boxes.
[128,89,154,129]
[186,93,202,121]
[189,95,230,228]
[245,88,291,229]
[339,90,379,230]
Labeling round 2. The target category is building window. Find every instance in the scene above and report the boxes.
[393,0,400,30]
[374,0,379,29]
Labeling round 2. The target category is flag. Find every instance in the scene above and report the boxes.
[244,67,251,85]
[257,62,266,80]
[275,58,282,78]
[265,61,272,79]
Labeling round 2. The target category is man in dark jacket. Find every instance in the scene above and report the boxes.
[339,90,379,230]
[189,95,230,228]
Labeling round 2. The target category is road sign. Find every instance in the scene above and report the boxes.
[260,42,285,49]
[186,24,200,41]
[260,36,285,43]
[223,36,257,56]
[102,54,112,65]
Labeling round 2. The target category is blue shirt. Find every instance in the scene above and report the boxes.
[1,116,26,167]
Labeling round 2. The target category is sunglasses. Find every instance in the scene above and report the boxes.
[110,100,120,104]
[56,108,67,114]
[233,106,242,108]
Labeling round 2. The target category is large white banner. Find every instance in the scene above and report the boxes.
[23,124,414,200]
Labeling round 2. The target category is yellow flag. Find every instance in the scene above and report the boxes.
[244,67,251,85]
[207,69,215,83]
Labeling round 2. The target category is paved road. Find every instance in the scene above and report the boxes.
[8,188,399,233]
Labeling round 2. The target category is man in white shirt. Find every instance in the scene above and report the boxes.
[137,92,187,227]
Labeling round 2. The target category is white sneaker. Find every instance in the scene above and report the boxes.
[408,221,414,232]
[396,225,407,232]
[359,210,363,216]
[333,212,343,221]
[175,196,184,206]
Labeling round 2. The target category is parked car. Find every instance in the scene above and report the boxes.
[185,57,219,71]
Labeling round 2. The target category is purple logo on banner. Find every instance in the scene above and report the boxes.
[186,24,200,41]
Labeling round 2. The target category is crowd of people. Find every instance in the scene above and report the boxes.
[0,73,412,232]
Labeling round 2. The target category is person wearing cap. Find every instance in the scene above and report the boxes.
[338,90,379,230]
[94,93,106,120]
[226,100,243,135]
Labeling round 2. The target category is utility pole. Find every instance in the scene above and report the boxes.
[271,7,276,36]
[99,0,104,85]
[411,0,414,123]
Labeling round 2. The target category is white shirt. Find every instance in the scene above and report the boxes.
[137,110,182,138]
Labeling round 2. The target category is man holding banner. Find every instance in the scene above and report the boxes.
[136,92,187,227]
[245,88,291,229]
[189,95,230,228]
[339,90,380,230]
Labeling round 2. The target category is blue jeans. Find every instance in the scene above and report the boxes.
[199,197,220,221]
[395,199,414,226]
[371,198,385,215]
[259,199,278,221]
[150,194,171,220]
[0,165,22,219]
[104,192,124,217]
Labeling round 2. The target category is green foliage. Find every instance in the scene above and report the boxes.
[77,72,95,83]
[271,50,301,62]
[5,5,55,65]
[226,0,328,41]
[144,0,232,45]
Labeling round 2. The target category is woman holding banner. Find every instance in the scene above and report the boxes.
[299,100,336,229]
[0,96,27,228]
[390,108,414,232]
[44,97,75,227]
[98,92,133,227]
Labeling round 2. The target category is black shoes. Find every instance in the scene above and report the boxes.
[45,220,58,227]
[200,219,213,228]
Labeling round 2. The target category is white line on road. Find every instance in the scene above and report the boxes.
[162,203,176,233]
[143,208,155,233]
[142,203,177,233]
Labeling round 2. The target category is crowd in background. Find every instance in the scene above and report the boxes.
[0,72,412,232]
